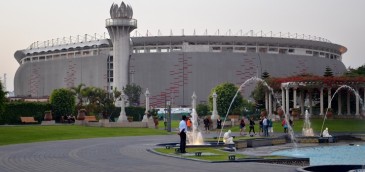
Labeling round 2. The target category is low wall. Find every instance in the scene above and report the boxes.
[75,119,153,128]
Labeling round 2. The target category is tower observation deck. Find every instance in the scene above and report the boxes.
[106,2,137,96]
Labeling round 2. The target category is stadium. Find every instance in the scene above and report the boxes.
[13,2,347,107]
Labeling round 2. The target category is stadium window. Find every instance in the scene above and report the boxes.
[234,47,246,51]
[82,51,90,56]
[313,51,319,57]
[247,47,256,52]
[269,48,278,52]
[259,48,267,53]
[279,49,288,54]
[288,49,295,53]
[39,56,45,61]
[306,50,312,55]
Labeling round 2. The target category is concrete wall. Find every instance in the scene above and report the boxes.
[131,52,346,107]
[14,53,109,97]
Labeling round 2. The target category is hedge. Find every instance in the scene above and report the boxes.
[109,106,146,121]
[0,102,51,124]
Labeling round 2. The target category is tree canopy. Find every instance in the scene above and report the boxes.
[208,83,243,117]
[0,82,6,115]
[123,84,142,106]
[50,88,75,120]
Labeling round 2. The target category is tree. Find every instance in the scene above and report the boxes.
[261,71,270,79]
[208,83,243,117]
[50,88,75,121]
[196,103,209,117]
[0,82,7,115]
[123,84,142,106]
[323,66,333,77]
[345,64,365,76]
[70,83,85,110]
[251,82,265,109]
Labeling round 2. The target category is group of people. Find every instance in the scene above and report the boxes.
[61,115,75,123]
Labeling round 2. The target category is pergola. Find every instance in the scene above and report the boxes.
[263,76,365,117]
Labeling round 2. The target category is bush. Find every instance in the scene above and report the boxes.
[0,102,51,124]
[109,106,146,121]
[50,88,75,122]
[196,103,209,117]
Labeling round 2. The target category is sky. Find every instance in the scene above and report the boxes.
[0,0,364,91]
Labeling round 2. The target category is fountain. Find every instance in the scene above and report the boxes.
[186,92,204,145]
[320,85,365,137]
[302,110,314,136]
[217,77,297,146]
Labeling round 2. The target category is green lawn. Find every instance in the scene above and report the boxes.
[0,118,363,146]
[0,125,168,146]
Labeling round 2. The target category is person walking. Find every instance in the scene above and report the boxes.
[239,116,246,136]
[204,116,210,133]
[178,115,187,153]
[249,116,255,135]
[262,116,269,137]
[216,116,222,133]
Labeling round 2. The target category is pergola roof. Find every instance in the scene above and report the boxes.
[268,76,365,89]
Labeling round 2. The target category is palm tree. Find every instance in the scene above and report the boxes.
[70,83,85,110]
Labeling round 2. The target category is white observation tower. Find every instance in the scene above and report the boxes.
[106,2,137,91]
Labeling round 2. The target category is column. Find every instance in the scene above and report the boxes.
[265,91,269,112]
[285,87,290,115]
[293,87,297,110]
[320,87,324,116]
[281,88,285,113]
[347,91,351,115]
[355,88,360,116]
[309,91,313,115]
[300,90,304,116]
[269,93,272,117]
[338,91,342,115]
[211,92,219,120]
[142,89,150,122]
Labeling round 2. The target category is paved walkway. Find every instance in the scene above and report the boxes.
[0,135,299,172]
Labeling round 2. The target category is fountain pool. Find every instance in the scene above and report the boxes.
[272,144,365,165]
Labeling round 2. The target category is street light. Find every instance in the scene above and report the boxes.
[166,100,171,132]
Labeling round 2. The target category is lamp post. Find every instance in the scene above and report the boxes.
[167,100,172,132]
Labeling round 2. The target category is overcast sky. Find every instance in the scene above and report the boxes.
[1,0,364,91]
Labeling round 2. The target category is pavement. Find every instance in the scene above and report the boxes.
[0,134,299,172]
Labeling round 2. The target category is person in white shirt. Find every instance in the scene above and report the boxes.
[178,115,187,153]
[262,116,269,137]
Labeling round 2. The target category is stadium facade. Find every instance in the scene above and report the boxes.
[13,2,347,107]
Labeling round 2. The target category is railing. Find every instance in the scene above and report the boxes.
[131,29,332,43]
[105,18,137,28]
[27,33,110,50]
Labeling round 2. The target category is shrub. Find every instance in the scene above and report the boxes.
[0,102,51,124]
[50,88,75,122]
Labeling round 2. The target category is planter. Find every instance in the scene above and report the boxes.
[44,111,52,121]
[77,109,87,120]
[127,116,133,122]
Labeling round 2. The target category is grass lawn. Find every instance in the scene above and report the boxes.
[0,125,168,146]
[154,147,287,161]
[0,118,363,146]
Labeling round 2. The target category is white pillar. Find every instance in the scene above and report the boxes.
[281,88,285,113]
[355,88,360,116]
[269,93,272,117]
[293,88,297,110]
[300,90,304,116]
[285,87,290,115]
[320,87,324,116]
[142,89,150,122]
[309,91,313,115]
[347,91,351,115]
[338,92,342,115]
[265,91,269,111]
[211,92,219,120]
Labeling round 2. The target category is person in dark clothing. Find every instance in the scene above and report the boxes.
[216,116,222,133]
[249,116,255,135]
[204,116,210,133]
[178,115,187,153]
